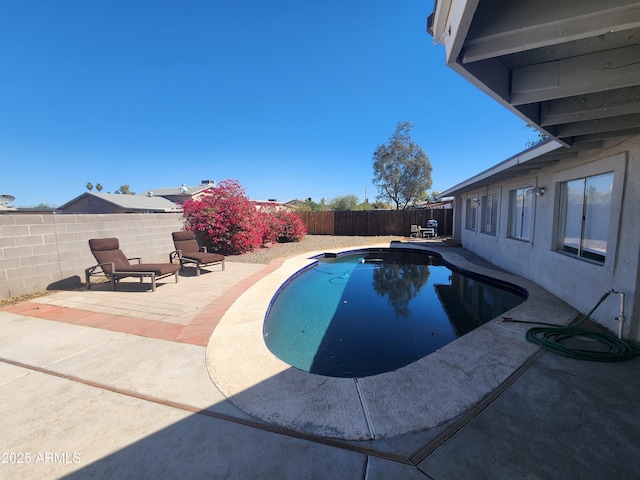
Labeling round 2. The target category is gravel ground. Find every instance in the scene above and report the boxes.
[226,235,407,264]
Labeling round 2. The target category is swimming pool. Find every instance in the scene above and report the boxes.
[263,249,526,378]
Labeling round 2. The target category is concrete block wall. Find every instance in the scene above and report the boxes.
[0,213,184,300]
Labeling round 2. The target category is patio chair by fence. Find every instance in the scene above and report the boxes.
[410,223,436,238]
[170,231,225,276]
[85,238,180,292]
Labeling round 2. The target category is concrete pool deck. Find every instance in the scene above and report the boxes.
[206,242,578,440]
[1,240,639,479]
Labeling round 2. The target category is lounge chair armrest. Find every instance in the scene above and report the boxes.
[169,250,183,261]
[128,257,142,264]
[200,246,208,252]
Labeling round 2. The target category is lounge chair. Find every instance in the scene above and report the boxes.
[85,238,180,292]
[170,231,225,276]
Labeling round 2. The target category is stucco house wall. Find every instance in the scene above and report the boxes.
[451,135,640,341]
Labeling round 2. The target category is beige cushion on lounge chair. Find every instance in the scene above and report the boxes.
[170,231,225,276]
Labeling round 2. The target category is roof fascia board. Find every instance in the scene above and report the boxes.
[432,0,479,65]
[440,139,564,197]
[431,0,452,41]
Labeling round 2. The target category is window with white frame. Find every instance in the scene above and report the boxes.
[558,172,613,263]
[508,187,533,241]
[465,197,478,230]
[481,193,499,235]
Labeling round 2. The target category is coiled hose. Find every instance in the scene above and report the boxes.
[504,291,640,362]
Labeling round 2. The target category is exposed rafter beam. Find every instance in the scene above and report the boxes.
[569,127,640,143]
[554,113,640,138]
[429,0,640,153]
[529,152,578,162]
[563,140,603,151]
[511,45,640,105]
[540,86,640,126]
[463,2,640,63]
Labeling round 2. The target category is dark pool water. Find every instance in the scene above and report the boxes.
[263,249,526,378]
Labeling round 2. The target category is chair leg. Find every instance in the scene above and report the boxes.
[196,261,201,276]
[175,271,179,283]
[151,273,156,292]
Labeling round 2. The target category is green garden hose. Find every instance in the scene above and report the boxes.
[504,291,640,362]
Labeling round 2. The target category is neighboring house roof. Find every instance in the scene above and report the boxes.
[142,184,214,197]
[252,200,293,212]
[428,0,640,148]
[285,199,307,208]
[142,180,217,201]
[58,192,182,213]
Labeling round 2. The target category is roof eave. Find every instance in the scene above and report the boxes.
[439,139,564,197]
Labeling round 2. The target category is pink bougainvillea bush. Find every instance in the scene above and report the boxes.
[273,210,307,242]
[182,180,307,255]
[182,180,265,255]
[258,207,283,246]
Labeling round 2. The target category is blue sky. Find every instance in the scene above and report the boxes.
[1,1,534,208]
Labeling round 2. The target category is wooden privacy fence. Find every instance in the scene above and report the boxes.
[296,209,453,237]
